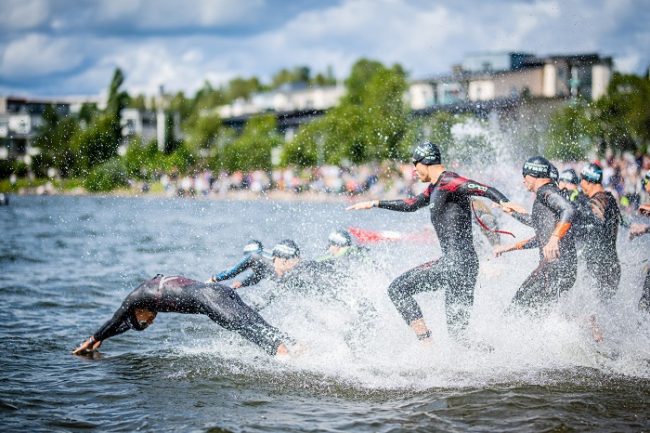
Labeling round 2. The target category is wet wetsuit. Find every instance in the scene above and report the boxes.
[377,171,510,336]
[212,254,273,287]
[580,191,621,300]
[251,260,344,309]
[92,275,290,355]
[510,183,576,308]
[559,188,591,243]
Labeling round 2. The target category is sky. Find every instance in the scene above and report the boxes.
[0,0,649,98]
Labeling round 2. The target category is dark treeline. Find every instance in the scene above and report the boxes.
[1,59,648,192]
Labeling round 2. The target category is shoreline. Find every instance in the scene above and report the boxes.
[5,184,374,204]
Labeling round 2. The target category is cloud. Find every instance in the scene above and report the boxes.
[1,34,85,78]
[0,0,50,32]
[0,0,648,96]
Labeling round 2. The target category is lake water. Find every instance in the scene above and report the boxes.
[1,195,649,432]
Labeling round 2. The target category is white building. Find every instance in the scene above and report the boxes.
[217,83,346,118]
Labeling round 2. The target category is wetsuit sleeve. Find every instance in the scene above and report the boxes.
[213,255,254,281]
[238,263,273,287]
[510,211,534,227]
[92,302,133,341]
[377,184,433,212]
[514,237,539,250]
[455,178,510,204]
[543,189,574,239]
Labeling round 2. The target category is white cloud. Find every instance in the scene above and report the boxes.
[1,0,648,96]
[0,0,49,31]
[1,34,84,77]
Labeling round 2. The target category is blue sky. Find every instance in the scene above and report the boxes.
[0,0,648,98]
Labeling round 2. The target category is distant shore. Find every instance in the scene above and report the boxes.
[2,180,370,203]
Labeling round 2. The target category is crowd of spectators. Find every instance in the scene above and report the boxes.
[150,150,650,211]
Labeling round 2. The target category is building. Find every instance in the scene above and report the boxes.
[0,96,71,159]
[408,52,613,107]
[216,83,346,119]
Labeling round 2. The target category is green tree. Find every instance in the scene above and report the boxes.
[285,58,409,165]
[546,99,597,160]
[222,115,281,171]
[271,66,310,89]
[546,72,650,158]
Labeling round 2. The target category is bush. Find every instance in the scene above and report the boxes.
[84,159,128,192]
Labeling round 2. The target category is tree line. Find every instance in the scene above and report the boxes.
[1,58,648,192]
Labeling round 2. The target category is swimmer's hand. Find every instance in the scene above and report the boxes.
[542,236,560,262]
[493,244,515,257]
[231,280,242,289]
[639,204,650,215]
[205,277,217,284]
[629,223,650,240]
[72,336,102,355]
[346,200,378,211]
[500,202,527,214]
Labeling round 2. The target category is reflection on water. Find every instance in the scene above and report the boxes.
[1,196,649,432]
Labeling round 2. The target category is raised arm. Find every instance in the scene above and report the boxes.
[377,184,434,212]
[212,255,255,282]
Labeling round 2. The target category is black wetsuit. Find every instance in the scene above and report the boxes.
[560,188,591,243]
[377,171,510,336]
[581,191,621,300]
[510,183,577,308]
[213,254,273,287]
[92,275,289,355]
[640,268,650,311]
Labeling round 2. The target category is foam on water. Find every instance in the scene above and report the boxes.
[170,117,650,390]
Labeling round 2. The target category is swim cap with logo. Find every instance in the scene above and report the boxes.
[328,229,352,247]
[412,141,442,166]
[559,169,579,185]
[272,239,300,259]
[580,163,603,184]
[522,156,551,178]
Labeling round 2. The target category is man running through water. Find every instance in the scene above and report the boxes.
[494,156,577,308]
[347,141,525,342]
[628,170,650,311]
[557,168,591,243]
[579,163,622,300]
[253,239,345,309]
[72,275,294,357]
[207,240,273,289]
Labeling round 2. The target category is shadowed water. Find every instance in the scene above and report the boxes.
[1,195,649,432]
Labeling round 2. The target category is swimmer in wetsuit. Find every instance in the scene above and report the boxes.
[629,171,650,311]
[319,229,370,264]
[557,168,592,244]
[578,163,622,300]
[72,275,294,356]
[347,141,525,342]
[252,239,345,309]
[207,240,273,288]
[495,156,577,309]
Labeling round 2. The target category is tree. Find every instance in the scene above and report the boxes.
[222,115,281,171]
[546,72,650,158]
[285,58,409,165]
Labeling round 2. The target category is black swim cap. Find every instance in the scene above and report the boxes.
[272,239,300,259]
[581,163,603,184]
[522,156,551,178]
[549,164,559,183]
[412,141,442,165]
[243,239,264,255]
[559,169,579,185]
[328,229,352,247]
